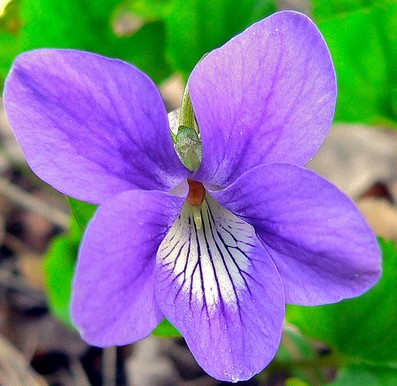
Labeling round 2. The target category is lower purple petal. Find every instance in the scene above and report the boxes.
[155,195,284,381]
[213,163,381,306]
[72,189,185,346]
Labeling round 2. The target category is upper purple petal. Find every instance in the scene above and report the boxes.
[189,11,336,186]
[72,189,185,346]
[155,195,284,381]
[3,49,188,204]
[212,163,381,305]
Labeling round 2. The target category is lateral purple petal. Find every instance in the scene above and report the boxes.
[190,11,336,186]
[3,49,188,204]
[212,164,381,305]
[155,195,284,381]
[72,189,185,346]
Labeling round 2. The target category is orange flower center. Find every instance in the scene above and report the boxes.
[187,179,206,206]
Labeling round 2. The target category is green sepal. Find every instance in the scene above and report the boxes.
[174,125,202,171]
[174,87,202,171]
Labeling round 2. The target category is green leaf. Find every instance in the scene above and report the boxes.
[165,0,276,79]
[286,378,310,386]
[0,0,21,86]
[312,0,378,22]
[113,0,173,22]
[287,238,397,362]
[68,197,97,230]
[0,31,18,85]
[331,363,397,386]
[118,21,171,83]
[19,0,170,83]
[312,0,397,126]
[43,225,80,327]
[152,318,181,338]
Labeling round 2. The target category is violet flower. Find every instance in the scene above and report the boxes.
[3,11,380,382]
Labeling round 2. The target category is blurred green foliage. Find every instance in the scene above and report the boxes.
[331,364,397,386]
[44,217,82,327]
[165,0,276,79]
[2,0,397,126]
[312,0,397,127]
[287,238,397,383]
[273,327,325,385]
[0,0,275,85]
[0,0,20,84]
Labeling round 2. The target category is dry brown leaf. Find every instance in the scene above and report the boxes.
[0,333,47,386]
[357,197,397,242]
[17,253,46,290]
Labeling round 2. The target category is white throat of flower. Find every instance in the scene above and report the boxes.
[157,194,255,311]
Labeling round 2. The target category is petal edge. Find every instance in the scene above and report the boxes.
[190,11,336,185]
[4,49,188,203]
[72,189,185,346]
[212,163,381,306]
[156,195,285,381]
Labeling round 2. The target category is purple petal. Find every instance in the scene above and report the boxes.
[72,189,185,346]
[155,195,284,381]
[213,164,381,305]
[4,49,188,204]
[189,11,336,186]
